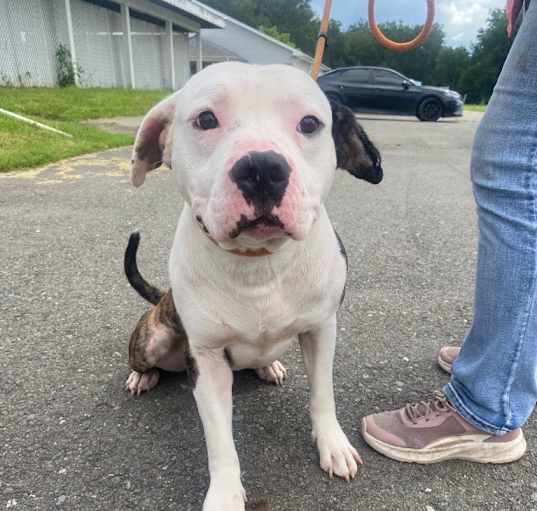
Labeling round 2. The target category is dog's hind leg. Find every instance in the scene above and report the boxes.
[255,361,288,386]
[125,369,161,395]
[126,290,187,395]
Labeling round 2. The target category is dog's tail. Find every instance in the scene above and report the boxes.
[124,232,165,306]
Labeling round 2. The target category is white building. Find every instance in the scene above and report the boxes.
[191,1,329,75]
[0,0,223,89]
[0,0,325,90]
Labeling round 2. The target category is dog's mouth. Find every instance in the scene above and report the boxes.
[195,213,288,245]
[229,214,286,239]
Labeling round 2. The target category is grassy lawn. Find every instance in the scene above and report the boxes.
[465,104,487,112]
[0,86,169,172]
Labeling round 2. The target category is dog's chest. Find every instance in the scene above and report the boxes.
[176,256,341,350]
[219,282,329,368]
[219,277,327,343]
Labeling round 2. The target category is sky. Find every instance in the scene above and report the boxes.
[310,0,506,47]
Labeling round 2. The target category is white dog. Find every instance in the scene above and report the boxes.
[125,62,383,511]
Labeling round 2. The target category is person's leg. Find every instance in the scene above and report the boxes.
[362,3,537,462]
[444,2,537,435]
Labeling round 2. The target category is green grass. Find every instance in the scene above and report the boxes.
[465,104,487,112]
[0,86,169,121]
[0,86,169,172]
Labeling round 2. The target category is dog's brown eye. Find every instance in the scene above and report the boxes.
[196,111,219,130]
[298,115,322,135]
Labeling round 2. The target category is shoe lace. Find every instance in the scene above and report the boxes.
[405,391,455,425]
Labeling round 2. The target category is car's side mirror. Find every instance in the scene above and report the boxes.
[402,81,410,90]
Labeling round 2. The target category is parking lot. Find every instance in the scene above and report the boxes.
[1,111,536,510]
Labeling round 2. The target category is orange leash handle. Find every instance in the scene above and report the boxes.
[368,0,435,52]
[311,0,333,80]
[311,0,436,79]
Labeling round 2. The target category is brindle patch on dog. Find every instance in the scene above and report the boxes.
[128,290,187,374]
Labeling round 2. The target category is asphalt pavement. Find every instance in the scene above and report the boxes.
[1,111,536,510]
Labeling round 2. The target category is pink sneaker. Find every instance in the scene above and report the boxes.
[437,346,461,374]
[361,392,527,464]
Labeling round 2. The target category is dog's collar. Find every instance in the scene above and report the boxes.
[206,235,272,257]
[229,248,273,257]
[227,248,272,257]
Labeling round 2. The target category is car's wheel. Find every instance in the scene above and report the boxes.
[417,97,443,122]
[325,92,343,105]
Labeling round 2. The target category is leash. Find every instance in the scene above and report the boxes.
[311,0,333,82]
[311,0,436,80]
[369,0,435,53]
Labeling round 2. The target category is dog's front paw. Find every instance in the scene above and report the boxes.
[314,422,363,481]
[203,479,246,511]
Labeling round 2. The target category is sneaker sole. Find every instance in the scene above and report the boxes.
[362,419,527,464]
[437,355,453,374]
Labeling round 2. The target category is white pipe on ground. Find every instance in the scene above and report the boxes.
[0,108,73,138]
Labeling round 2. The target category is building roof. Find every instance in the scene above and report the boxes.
[149,0,225,29]
[191,0,329,70]
[189,36,246,62]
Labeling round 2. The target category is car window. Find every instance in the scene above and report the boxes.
[323,71,341,81]
[340,69,370,83]
[373,70,404,85]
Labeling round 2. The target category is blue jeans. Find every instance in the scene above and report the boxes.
[444,2,537,435]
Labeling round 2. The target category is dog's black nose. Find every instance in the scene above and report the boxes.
[230,151,291,214]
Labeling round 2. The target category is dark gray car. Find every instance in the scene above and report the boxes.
[318,66,464,121]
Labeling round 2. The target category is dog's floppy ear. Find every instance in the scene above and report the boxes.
[130,92,178,187]
[331,102,383,184]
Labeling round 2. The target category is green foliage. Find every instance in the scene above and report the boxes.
[55,44,83,87]
[464,104,487,112]
[458,9,512,103]
[434,46,471,93]
[324,20,347,68]
[259,25,296,47]
[0,86,168,121]
[202,0,318,52]
[0,115,131,172]
[0,87,169,171]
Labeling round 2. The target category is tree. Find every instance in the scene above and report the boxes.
[325,20,347,68]
[202,0,319,52]
[434,46,470,92]
[459,9,512,103]
[259,25,296,47]
[253,0,319,54]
